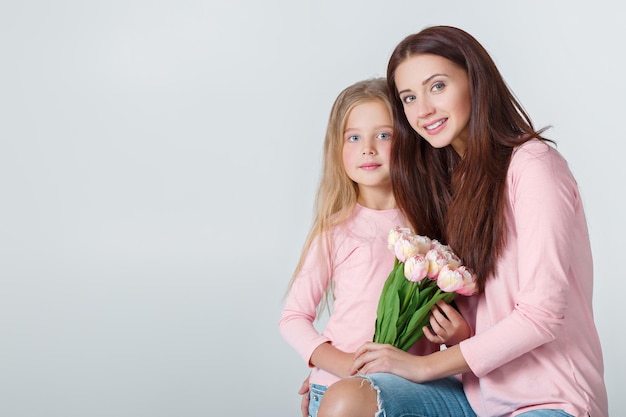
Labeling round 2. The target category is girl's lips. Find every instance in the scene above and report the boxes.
[359,163,381,171]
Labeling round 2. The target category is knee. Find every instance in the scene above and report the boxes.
[318,378,377,417]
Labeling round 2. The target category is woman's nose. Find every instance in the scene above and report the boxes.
[417,98,434,118]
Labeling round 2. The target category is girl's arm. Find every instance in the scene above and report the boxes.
[310,342,355,379]
[278,236,333,368]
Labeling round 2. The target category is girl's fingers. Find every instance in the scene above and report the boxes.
[430,304,449,325]
[437,300,457,316]
[422,325,440,343]
[429,312,443,331]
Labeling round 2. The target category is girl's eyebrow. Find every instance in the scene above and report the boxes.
[397,73,448,95]
[344,124,393,132]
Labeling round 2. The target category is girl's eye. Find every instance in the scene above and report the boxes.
[347,135,360,142]
[432,81,445,92]
[402,95,416,104]
[377,132,392,140]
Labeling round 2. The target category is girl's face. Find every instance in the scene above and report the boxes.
[342,99,394,198]
[394,53,471,156]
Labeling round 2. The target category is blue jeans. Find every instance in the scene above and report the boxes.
[308,383,327,417]
[364,374,475,417]
[364,373,575,417]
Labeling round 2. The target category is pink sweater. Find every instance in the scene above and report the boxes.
[279,205,436,386]
[458,140,608,417]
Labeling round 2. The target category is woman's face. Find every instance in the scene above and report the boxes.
[394,53,471,156]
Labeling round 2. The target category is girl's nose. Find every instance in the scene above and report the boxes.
[362,138,377,155]
[362,142,376,155]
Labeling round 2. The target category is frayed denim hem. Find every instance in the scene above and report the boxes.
[357,374,385,417]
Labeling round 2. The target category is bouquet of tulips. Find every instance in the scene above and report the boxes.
[373,227,478,351]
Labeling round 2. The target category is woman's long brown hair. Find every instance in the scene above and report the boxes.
[387,26,549,292]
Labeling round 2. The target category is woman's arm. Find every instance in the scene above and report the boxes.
[349,342,470,383]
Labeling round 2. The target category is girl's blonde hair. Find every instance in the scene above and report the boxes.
[286,77,392,314]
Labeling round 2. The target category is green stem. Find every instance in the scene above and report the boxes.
[399,280,415,315]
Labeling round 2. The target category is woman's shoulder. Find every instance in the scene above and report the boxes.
[513,138,553,155]
[509,138,574,184]
[511,139,565,166]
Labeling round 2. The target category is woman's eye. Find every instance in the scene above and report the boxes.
[402,95,416,104]
[377,132,391,140]
[432,82,445,92]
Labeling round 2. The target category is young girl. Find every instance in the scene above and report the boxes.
[317,26,608,417]
[279,78,468,417]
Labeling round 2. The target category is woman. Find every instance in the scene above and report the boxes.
[316,25,608,417]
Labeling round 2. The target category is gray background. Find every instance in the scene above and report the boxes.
[1,1,624,416]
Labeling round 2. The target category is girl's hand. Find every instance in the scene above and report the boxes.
[297,374,310,417]
[423,300,470,346]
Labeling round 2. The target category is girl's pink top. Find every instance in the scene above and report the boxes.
[279,205,437,386]
[458,140,608,417]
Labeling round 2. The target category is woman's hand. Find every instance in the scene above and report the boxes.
[349,342,423,382]
[349,342,470,384]
[423,300,470,346]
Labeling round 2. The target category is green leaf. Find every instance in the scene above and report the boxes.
[374,264,400,340]
[397,284,421,330]
[374,262,404,343]
[375,292,400,343]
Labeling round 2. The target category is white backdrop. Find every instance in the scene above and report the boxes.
[1,1,624,416]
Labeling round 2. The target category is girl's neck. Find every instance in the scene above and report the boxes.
[357,192,397,211]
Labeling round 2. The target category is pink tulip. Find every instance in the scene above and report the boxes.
[404,255,429,282]
[437,265,465,292]
[393,235,420,263]
[387,226,413,252]
[456,266,479,296]
[425,249,448,279]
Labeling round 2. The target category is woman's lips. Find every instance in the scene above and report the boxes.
[424,118,447,133]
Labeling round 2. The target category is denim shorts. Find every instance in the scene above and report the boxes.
[308,383,327,417]
[363,373,574,417]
